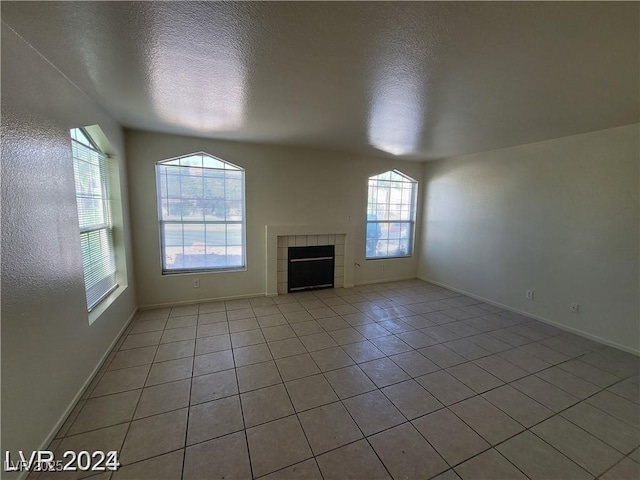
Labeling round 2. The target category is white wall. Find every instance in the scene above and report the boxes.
[1,24,137,465]
[126,129,424,306]
[418,124,639,353]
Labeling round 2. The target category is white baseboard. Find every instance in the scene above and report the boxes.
[25,307,138,479]
[419,276,639,356]
[139,292,266,310]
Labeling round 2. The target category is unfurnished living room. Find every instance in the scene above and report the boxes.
[1,1,638,479]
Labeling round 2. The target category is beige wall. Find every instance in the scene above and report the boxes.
[126,130,424,306]
[1,25,137,465]
[418,124,639,353]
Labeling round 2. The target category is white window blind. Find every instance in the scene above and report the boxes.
[366,170,417,259]
[156,152,246,273]
[71,128,117,310]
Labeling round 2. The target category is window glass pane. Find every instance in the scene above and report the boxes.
[365,170,416,259]
[157,153,245,272]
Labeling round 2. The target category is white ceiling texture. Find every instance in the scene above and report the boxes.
[2,1,638,160]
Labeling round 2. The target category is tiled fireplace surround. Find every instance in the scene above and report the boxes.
[265,225,356,296]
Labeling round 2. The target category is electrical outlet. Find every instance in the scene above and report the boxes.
[193,279,200,288]
[570,303,579,313]
[526,290,534,300]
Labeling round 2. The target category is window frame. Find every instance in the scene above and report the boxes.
[70,127,118,311]
[155,152,247,275]
[365,169,418,260]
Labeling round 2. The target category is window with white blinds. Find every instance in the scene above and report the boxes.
[71,128,117,311]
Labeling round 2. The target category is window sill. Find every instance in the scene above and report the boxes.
[88,283,128,325]
[161,267,247,276]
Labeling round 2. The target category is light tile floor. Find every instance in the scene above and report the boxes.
[41,280,639,480]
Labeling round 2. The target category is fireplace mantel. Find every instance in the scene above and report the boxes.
[265,225,356,296]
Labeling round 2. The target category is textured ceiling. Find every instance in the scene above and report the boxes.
[2,1,638,160]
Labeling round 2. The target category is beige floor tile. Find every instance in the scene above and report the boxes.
[454,448,527,480]
[417,370,475,406]
[134,378,190,419]
[532,416,624,476]
[161,326,196,344]
[170,305,199,317]
[195,334,232,354]
[419,344,467,368]
[600,458,640,480]
[190,369,238,404]
[258,313,288,328]
[285,374,338,411]
[233,343,273,367]
[247,416,313,477]
[262,325,297,342]
[390,350,440,377]
[608,377,640,404]
[165,315,197,330]
[68,390,140,435]
[146,357,193,386]
[498,349,551,373]
[370,335,413,355]
[197,311,227,324]
[183,431,251,480]
[446,362,503,393]
[298,402,363,455]
[432,469,463,480]
[136,308,171,321]
[354,323,391,339]
[229,317,260,333]
[268,337,307,359]
[253,305,280,317]
[511,375,579,412]
[259,459,322,480]
[240,384,295,427]
[536,366,601,399]
[369,423,449,479]
[275,353,321,381]
[497,431,592,480]
[557,359,620,388]
[327,327,367,345]
[237,360,282,393]
[359,357,410,388]
[299,332,339,352]
[587,391,640,428]
[342,341,386,364]
[154,340,195,362]
[121,331,162,350]
[187,395,244,445]
[343,390,405,435]
[196,322,229,338]
[193,349,234,376]
[91,364,150,397]
[225,299,252,310]
[449,396,524,445]
[444,338,491,360]
[227,308,256,322]
[324,365,376,399]
[129,318,167,334]
[413,408,489,466]
[396,330,439,349]
[482,384,553,428]
[120,408,188,464]
[382,379,443,419]
[283,310,314,323]
[112,450,184,480]
[473,355,528,383]
[311,346,355,371]
[108,346,157,371]
[316,439,391,479]
[230,329,265,348]
[561,402,640,453]
[55,423,128,459]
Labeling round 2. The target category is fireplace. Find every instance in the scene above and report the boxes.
[288,245,335,292]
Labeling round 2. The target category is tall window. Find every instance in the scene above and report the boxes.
[366,170,417,259]
[71,128,117,310]
[156,152,245,273]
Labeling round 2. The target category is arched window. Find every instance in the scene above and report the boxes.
[156,152,245,273]
[366,170,417,259]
